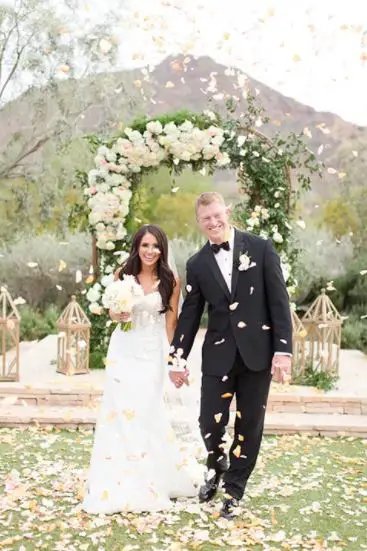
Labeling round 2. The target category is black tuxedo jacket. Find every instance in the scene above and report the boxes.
[170,229,292,376]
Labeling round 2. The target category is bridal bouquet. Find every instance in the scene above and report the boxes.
[102,275,141,331]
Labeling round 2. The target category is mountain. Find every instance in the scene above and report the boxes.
[0,54,366,192]
[149,56,366,159]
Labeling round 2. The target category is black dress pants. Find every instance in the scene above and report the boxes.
[199,351,272,500]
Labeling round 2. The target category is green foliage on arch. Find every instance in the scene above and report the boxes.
[71,95,321,367]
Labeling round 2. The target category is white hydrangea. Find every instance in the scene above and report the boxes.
[273,232,283,243]
[216,152,231,167]
[86,286,101,303]
[146,120,163,134]
[86,118,236,251]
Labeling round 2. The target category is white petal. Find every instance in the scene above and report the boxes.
[13,297,26,305]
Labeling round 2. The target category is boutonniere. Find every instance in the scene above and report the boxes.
[238,251,257,272]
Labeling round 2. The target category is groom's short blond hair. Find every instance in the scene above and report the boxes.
[195,192,226,215]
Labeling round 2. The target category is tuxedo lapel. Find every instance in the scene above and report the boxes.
[202,243,231,301]
[230,229,246,300]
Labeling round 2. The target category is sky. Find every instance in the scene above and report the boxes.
[2,0,367,125]
[82,0,367,125]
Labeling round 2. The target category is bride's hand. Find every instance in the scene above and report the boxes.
[109,310,131,322]
[169,368,190,388]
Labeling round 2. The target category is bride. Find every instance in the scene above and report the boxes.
[82,224,200,514]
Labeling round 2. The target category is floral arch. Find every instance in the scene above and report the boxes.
[73,100,319,367]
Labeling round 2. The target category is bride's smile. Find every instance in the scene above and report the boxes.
[139,234,161,267]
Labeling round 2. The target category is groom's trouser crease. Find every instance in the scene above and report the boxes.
[199,351,272,500]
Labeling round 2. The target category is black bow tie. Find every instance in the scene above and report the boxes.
[211,241,230,254]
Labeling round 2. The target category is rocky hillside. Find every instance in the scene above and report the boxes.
[0,54,365,191]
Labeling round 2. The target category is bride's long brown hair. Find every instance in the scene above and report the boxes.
[120,224,176,313]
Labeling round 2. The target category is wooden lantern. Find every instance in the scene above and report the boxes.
[0,287,21,382]
[290,308,307,381]
[301,289,343,375]
[56,295,91,375]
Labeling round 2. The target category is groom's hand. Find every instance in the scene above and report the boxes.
[169,368,189,388]
[271,355,292,384]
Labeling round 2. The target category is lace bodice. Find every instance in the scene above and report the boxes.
[131,291,165,332]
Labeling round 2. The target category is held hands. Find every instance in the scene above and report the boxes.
[169,368,190,389]
[271,354,292,384]
[109,310,131,323]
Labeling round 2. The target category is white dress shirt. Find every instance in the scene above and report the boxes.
[211,227,235,292]
[210,227,290,357]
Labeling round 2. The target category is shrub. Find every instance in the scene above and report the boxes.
[341,316,367,354]
[18,304,61,341]
[302,251,367,314]
[0,232,91,310]
[169,237,204,286]
[293,227,354,303]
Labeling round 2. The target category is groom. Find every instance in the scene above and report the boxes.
[168,192,292,519]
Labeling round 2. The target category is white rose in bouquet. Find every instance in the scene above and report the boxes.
[102,275,142,331]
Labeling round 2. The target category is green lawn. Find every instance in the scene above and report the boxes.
[0,429,366,550]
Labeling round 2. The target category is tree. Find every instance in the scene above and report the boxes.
[321,197,358,239]
[0,0,121,180]
[130,166,212,238]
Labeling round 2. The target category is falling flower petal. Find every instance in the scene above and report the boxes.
[13,297,26,305]
[214,413,223,423]
[59,64,70,73]
[296,219,306,230]
[214,338,225,345]
[229,302,239,311]
[99,38,112,53]
[233,445,241,458]
[221,393,233,399]
[122,409,135,420]
[237,321,247,328]
[326,281,336,291]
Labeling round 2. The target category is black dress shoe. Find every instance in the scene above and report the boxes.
[198,470,223,503]
[220,497,239,520]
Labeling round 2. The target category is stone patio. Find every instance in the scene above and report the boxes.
[1,331,367,435]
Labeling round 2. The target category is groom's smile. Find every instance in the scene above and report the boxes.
[196,199,231,244]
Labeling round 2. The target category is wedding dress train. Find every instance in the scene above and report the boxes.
[82,291,201,514]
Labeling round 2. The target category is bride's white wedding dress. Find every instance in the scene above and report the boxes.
[82,290,201,514]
